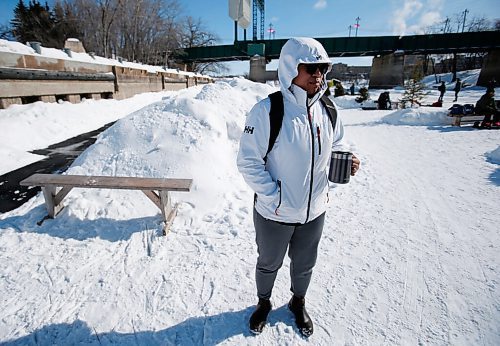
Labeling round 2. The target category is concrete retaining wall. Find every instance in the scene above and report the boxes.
[0,51,212,109]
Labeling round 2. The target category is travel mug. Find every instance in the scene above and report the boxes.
[328,151,353,184]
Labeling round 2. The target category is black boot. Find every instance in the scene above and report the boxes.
[249,298,272,334]
[288,295,313,337]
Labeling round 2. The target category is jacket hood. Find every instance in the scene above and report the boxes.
[278,37,332,95]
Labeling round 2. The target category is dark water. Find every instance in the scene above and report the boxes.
[0,122,115,213]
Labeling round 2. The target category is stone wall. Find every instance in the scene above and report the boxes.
[0,51,212,109]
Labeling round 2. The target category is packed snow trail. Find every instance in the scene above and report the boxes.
[0,78,499,345]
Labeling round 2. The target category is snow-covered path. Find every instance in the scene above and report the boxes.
[0,78,499,345]
[321,111,499,345]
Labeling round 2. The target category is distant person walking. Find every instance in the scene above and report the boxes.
[350,83,355,95]
[453,78,462,102]
[237,37,360,337]
[438,81,446,102]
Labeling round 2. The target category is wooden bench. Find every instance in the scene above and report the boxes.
[19,174,192,235]
[449,114,484,127]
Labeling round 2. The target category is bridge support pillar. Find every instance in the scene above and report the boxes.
[249,55,267,83]
[249,55,278,83]
[477,49,500,87]
[369,53,405,89]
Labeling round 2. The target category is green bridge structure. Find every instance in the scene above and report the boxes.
[178,31,500,88]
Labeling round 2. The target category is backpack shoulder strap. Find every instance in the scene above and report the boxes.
[265,92,337,161]
[319,94,338,131]
[266,90,284,160]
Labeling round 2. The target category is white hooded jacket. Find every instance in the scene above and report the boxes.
[237,37,346,224]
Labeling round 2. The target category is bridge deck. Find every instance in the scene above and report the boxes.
[180,31,500,63]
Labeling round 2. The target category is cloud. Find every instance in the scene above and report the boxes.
[391,0,443,36]
[314,0,327,10]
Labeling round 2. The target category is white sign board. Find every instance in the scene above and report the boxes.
[229,0,251,29]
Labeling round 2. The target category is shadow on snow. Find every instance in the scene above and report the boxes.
[0,204,163,242]
[0,306,298,345]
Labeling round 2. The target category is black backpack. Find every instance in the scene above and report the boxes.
[265,91,338,160]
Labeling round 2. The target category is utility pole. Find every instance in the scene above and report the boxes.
[355,17,360,37]
[348,25,352,37]
[461,9,469,32]
[268,23,275,39]
[443,17,449,33]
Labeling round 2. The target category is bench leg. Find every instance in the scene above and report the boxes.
[41,185,64,218]
[142,190,177,236]
[159,191,177,236]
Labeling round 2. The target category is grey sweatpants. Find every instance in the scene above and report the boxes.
[253,208,325,300]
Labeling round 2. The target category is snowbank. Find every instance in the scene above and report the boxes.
[486,146,500,164]
[381,107,453,126]
[0,92,181,175]
[332,95,361,109]
[67,78,276,219]
[332,96,377,110]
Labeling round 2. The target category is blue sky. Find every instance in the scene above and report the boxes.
[1,0,498,73]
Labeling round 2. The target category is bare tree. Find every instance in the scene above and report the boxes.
[424,11,496,78]
[116,0,182,64]
[179,16,226,74]
[68,0,122,57]
[464,15,490,32]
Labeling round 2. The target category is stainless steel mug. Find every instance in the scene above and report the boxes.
[328,151,352,184]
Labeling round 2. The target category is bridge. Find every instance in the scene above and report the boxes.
[179,31,500,62]
[178,31,500,88]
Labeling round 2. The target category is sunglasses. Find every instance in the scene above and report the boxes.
[303,63,329,75]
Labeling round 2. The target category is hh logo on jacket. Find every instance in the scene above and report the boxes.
[244,126,254,134]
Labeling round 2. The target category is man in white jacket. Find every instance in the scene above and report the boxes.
[237,37,360,336]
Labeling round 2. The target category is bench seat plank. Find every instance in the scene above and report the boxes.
[19,173,192,235]
[20,174,192,191]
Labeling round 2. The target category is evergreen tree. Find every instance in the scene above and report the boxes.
[399,79,429,108]
[10,0,80,48]
[10,0,52,45]
[50,1,81,46]
[10,0,29,42]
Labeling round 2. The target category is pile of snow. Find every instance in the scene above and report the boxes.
[332,95,361,109]
[0,92,182,175]
[381,107,453,126]
[486,146,500,164]
[67,78,276,218]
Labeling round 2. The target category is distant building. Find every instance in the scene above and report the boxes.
[327,63,371,82]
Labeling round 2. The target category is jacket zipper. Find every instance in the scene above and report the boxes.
[275,179,282,215]
[317,126,322,156]
[306,107,315,223]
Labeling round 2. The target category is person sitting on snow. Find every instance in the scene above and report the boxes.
[475,87,499,128]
